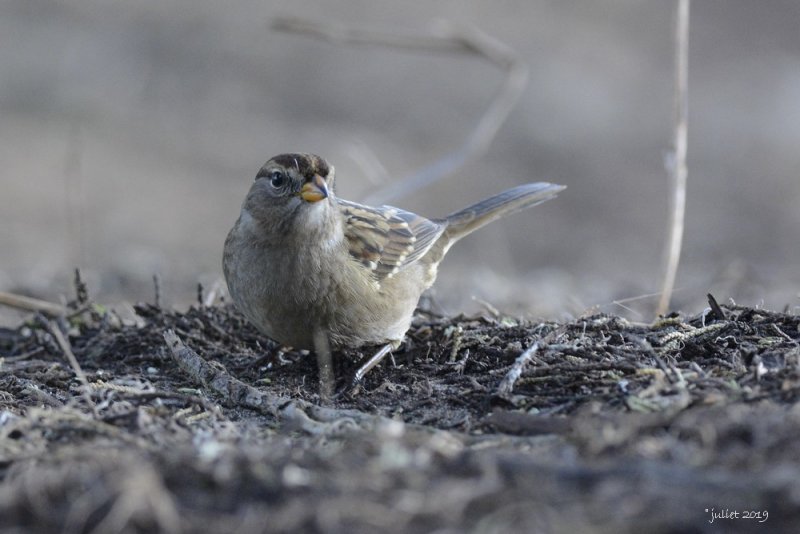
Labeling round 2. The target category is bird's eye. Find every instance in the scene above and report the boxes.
[269,170,286,189]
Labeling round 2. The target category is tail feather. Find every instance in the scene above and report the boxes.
[442,182,565,244]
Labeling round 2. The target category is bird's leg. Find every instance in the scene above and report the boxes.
[313,328,334,401]
[353,343,395,384]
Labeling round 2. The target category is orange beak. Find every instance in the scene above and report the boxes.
[300,174,329,203]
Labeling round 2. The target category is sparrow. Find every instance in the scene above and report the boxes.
[223,153,565,380]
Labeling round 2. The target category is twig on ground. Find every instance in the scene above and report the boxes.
[163,330,389,433]
[47,320,95,409]
[272,16,528,205]
[0,291,67,317]
[494,325,567,399]
[495,327,563,399]
[496,341,542,399]
[656,0,690,317]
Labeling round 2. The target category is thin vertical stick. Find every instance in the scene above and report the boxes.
[657,0,690,317]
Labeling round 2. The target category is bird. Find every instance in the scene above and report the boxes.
[223,153,565,381]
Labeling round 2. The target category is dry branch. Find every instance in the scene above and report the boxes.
[0,291,67,316]
[272,16,528,205]
[163,330,393,433]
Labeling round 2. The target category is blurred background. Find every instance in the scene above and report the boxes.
[1,0,799,325]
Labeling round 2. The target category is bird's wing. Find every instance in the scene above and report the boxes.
[338,199,446,280]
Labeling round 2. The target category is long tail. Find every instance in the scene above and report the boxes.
[442,182,565,245]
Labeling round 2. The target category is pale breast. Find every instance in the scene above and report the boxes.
[224,208,432,351]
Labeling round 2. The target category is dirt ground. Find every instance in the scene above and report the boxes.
[1,282,799,533]
[3,4,800,532]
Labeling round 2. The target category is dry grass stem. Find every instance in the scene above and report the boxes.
[272,16,528,205]
[657,0,690,317]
